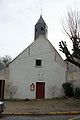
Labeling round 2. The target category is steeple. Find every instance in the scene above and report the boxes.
[34,15,48,40]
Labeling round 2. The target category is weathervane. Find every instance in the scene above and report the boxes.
[40,0,43,15]
[40,8,43,16]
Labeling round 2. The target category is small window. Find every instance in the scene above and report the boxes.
[35,59,42,67]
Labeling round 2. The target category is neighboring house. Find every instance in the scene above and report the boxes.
[66,61,80,87]
[0,15,66,99]
[0,68,9,99]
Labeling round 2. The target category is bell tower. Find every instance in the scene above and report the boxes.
[34,15,48,40]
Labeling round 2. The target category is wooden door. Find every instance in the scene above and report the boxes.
[0,80,5,99]
[36,82,45,99]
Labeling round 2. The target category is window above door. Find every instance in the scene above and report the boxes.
[35,59,42,67]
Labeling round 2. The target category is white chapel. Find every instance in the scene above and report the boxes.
[0,15,66,99]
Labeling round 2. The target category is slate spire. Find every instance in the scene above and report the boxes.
[34,15,48,40]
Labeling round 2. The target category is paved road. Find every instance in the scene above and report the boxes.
[0,115,80,120]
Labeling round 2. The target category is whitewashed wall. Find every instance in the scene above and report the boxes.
[9,35,66,99]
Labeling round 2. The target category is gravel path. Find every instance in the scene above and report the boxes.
[2,99,80,114]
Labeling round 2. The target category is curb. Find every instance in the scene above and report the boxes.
[1,112,34,116]
[48,111,80,115]
[1,111,80,116]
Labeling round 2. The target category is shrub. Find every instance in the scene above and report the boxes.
[62,82,74,97]
[74,87,80,98]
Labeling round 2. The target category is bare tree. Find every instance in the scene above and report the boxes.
[7,81,17,99]
[59,9,80,67]
[0,55,12,70]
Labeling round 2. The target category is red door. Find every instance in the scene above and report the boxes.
[36,82,45,99]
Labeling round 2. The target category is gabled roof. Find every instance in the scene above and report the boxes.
[10,35,65,68]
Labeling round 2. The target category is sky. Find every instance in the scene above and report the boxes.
[0,0,80,59]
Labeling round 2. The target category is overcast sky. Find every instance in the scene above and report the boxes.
[0,0,80,59]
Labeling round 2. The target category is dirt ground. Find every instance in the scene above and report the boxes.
[2,98,80,114]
